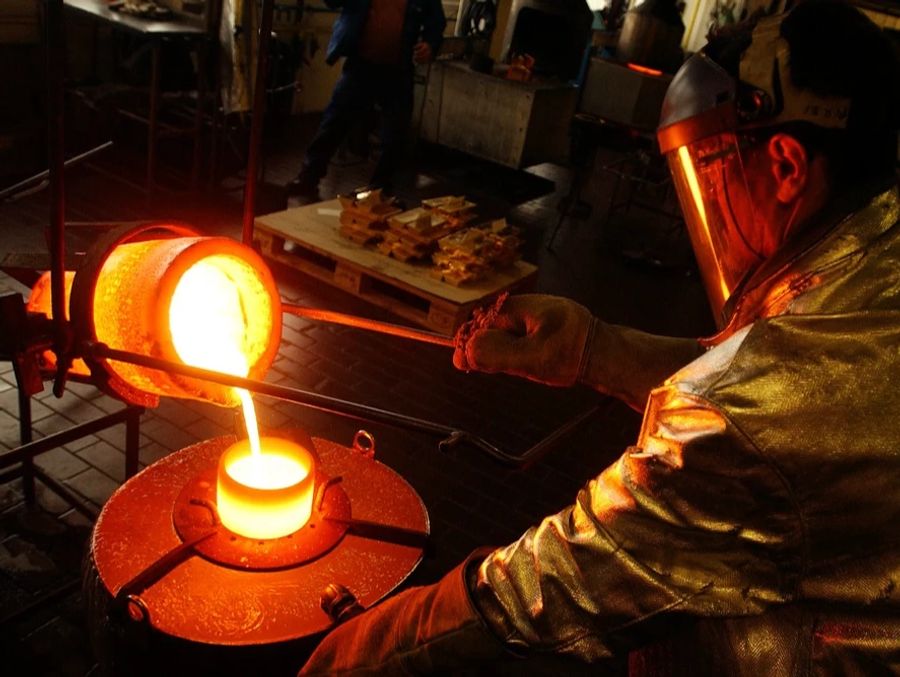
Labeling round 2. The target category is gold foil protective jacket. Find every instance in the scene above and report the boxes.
[471,187,900,675]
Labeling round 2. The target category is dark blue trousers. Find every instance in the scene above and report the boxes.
[300,57,415,190]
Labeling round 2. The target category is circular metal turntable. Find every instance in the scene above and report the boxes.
[172,466,351,571]
[88,430,429,646]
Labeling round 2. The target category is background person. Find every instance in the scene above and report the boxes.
[286,0,446,202]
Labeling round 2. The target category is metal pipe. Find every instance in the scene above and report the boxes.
[146,42,161,193]
[84,342,600,467]
[241,0,277,245]
[45,0,69,389]
[114,529,217,602]
[86,342,458,437]
[16,378,35,505]
[495,403,601,470]
[0,140,113,202]
[282,304,456,348]
[324,516,430,548]
[0,407,143,470]
[125,406,142,479]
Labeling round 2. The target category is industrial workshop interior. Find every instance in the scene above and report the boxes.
[1,0,899,675]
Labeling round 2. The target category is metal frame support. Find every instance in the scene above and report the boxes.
[0,405,146,517]
[241,0,277,246]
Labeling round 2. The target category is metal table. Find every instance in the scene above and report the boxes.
[63,0,211,192]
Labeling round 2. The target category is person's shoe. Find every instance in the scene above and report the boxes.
[285,174,320,202]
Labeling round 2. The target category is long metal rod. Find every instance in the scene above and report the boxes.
[325,516,429,548]
[0,407,138,525]
[0,407,143,470]
[46,0,68,383]
[282,303,456,348]
[241,0,277,245]
[146,41,161,193]
[114,529,216,602]
[87,342,458,436]
[15,370,35,505]
[84,342,599,466]
[504,403,601,469]
[0,140,113,202]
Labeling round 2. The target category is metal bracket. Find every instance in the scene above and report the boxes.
[113,528,217,623]
[320,582,364,624]
[352,430,376,459]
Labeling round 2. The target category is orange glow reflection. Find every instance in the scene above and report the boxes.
[27,271,91,376]
[626,63,664,77]
[676,146,731,304]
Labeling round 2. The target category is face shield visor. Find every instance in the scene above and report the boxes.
[665,132,766,323]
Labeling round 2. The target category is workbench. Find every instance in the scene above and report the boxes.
[64,0,212,192]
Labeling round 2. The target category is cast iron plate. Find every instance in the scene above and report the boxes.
[90,432,429,644]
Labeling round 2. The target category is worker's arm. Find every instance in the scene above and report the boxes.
[299,552,510,675]
[580,321,705,410]
[300,378,800,673]
[454,294,704,411]
[471,382,800,660]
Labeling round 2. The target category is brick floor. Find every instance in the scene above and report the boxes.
[0,108,714,675]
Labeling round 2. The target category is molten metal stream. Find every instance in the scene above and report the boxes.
[168,256,313,537]
[237,389,262,457]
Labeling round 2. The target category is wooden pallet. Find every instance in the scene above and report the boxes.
[254,200,539,336]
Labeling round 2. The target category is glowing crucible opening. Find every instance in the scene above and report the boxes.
[88,236,282,406]
[166,257,315,539]
[217,436,316,540]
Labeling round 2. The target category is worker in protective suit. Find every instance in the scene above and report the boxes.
[300,1,900,673]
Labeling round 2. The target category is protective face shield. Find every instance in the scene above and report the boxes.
[657,14,850,326]
[665,131,767,319]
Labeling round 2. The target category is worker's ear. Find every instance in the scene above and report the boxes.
[767,133,809,204]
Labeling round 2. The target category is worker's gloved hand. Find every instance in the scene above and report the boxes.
[299,553,510,676]
[454,294,705,410]
[453,294,594,388]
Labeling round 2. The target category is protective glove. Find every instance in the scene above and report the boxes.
[299,553,511,675]
[454,294,704,411]
[453,294,595,388]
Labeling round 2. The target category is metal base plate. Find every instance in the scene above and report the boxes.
[90,432,429,644]
[172,467,351,571]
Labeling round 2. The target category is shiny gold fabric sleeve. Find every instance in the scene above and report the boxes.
[471,378,802,661]
[580,323,705,412]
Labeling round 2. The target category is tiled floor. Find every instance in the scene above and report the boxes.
[0,111,714,675]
